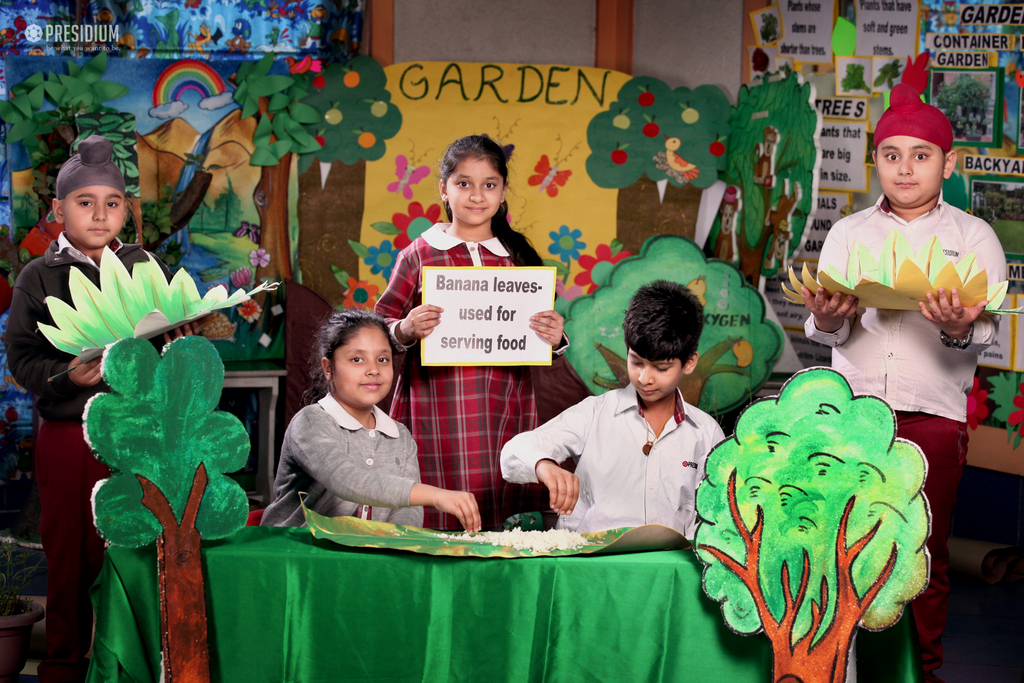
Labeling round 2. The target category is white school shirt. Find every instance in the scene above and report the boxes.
[500,385,725,537]
[805,194,1006,422]
[56,231,124,267]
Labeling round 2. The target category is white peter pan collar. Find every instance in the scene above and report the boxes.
[421,223,509,257]
[317,394,400,438]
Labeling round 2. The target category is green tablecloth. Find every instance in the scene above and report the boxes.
[87,527,922,683]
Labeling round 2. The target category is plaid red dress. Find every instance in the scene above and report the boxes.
[376,225,544,530]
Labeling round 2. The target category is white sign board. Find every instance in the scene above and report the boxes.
[764,272,814,330]
[788,331,834,368]
[814,97,869,120]
[855,0,918,58]
[777,0,834,64]
[793,192,850,261]
[421,266,557,366]
[979,309,1013,371]
[818,120,869,192]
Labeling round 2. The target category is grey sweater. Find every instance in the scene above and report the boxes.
[261,399,424,527]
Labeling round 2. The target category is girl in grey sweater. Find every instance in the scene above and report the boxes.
[261,309,480,530]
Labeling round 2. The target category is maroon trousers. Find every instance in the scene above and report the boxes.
[895,412,967,683]
[35,421,110,683]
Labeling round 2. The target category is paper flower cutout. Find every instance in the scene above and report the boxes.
[39,247,277,361]
[966,376,990,430]
[248,248,271,268]
[781,230,1010,312]
[230,267,254,289]
[236,300,262,323]
[548,225,586,263]
[341,277,379,311]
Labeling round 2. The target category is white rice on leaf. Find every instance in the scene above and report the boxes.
[438,528,593,553]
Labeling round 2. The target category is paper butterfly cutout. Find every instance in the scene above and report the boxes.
[387,155,431,200]
[528,155,572,197]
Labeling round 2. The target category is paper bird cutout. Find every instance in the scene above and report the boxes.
[39,247,278,361]
[781,230,1012,312]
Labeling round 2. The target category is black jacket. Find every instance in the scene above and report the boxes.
[7,240,170,422]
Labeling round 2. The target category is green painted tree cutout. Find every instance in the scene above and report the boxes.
[87,336,250,683]
[694,368,929,683]
[232,53,322,283]
[564,235,782,417]
[586,77,729,191]
[707,71,819,285]
[987,371,1023,448]
[297,55,403,172]
[75,112,141,199]
[0,51,130,232]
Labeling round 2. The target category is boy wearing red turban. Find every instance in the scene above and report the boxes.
[801,83,1005,683]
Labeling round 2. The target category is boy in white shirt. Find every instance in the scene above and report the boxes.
[801,83,1005,683]
[500,280,724,537]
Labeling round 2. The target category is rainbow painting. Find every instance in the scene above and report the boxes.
[152,59,227,106]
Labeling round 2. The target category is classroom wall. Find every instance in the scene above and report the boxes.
[391,0,745,101]
[633,0,743,99]
[393,1,596,67]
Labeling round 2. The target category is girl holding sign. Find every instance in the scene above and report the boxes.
[376,135,566,531]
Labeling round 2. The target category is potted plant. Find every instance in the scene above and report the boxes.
[0,540,44,682]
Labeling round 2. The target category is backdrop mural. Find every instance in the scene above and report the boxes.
[0,0,364,486]
[0,51,798,480]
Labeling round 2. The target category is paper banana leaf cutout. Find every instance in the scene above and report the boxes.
[781,230,1012,312]
[40,247,278,361]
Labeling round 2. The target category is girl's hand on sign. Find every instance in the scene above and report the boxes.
[530,310,564,346]
[163,317,206,344]
[398,304,443,344]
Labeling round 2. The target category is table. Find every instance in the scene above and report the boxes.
[222,361,286,505]
[86,527,922,683]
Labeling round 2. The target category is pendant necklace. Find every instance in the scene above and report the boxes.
[643,419,654,455]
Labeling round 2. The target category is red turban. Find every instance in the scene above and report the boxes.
[874,83,953,152]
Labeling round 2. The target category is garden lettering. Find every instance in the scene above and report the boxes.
[397,63,612,105]
[421,267,557,366]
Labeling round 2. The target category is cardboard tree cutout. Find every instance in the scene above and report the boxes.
[233,54,401,284]
[781,229,1012,312]
[584,77,730,250]
[87,336,250,683]
[38,247,276,362]
[707,72,820,285]
[694,368,930,683]
[564,235,782,416]
[585,77,730,193]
